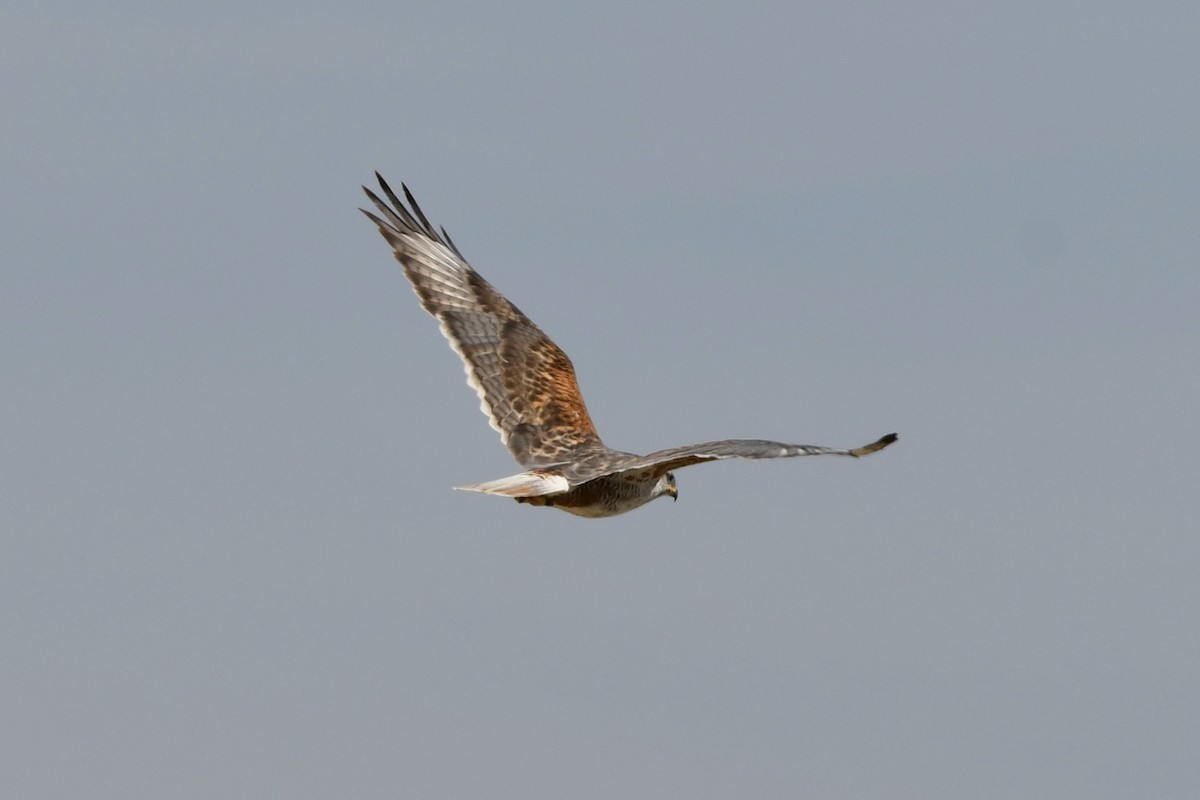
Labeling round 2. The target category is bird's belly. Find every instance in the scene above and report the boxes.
[520,477,657,518]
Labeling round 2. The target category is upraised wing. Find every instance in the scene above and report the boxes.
[361,174,603,467]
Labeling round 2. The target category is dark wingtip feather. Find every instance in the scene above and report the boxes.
[402,182,436,235]
[363,173,462,255]
[441,226,463,257]
[849,432,898,458]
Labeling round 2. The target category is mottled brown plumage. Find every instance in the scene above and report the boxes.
[361,173,896,517]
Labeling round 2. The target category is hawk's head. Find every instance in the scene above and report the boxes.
[657,472,678,503]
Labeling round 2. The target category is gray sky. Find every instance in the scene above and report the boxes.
[4,1,1199,797]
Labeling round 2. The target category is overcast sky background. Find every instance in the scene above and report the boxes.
[4,1,1199,797]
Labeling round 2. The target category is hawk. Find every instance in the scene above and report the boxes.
[361,174,896,517]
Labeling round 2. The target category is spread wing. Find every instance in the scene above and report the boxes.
[560,433,898,484]
[361,173,603,467]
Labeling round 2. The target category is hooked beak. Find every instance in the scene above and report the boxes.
[663,472,678,502]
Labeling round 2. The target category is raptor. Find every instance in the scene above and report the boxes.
[361,174,896,517]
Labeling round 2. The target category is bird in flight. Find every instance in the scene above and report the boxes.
[361,174,896,517]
